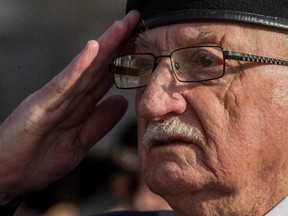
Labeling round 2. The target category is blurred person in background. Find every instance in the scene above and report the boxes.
[13,156,116,216]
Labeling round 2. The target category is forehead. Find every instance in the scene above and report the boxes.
[134,23,250,51]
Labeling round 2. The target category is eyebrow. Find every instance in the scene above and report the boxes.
[134,30,219,50]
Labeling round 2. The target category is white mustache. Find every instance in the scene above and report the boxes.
[143,119,199,149]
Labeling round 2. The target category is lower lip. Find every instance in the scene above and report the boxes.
[146,142,201,162]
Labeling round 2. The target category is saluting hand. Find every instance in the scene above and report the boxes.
[0,11,140,203]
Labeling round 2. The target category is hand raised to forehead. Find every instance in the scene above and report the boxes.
[0,10,140,203]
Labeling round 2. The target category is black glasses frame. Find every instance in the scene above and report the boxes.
[110,46,288,89]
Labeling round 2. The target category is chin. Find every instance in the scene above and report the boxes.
[142,159,210,196]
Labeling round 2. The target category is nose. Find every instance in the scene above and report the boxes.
[137,59,187,121]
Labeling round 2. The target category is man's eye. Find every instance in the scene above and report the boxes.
[172,61,181,70]
[197,54,220,68]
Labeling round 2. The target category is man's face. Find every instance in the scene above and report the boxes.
[135,23,288,214]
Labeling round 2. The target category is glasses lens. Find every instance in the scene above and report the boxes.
[171,47,224,82]
[111,54,154,88]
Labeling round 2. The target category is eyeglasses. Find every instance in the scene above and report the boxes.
[109,46,288,89]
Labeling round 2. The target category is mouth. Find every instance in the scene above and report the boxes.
[146,136,196,150]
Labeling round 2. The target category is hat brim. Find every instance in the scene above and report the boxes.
[135,9,288,33]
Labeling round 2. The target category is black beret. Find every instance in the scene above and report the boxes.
[126,0,288,32]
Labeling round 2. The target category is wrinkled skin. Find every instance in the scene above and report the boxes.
[0,11,140,203]
[135,23,288,216]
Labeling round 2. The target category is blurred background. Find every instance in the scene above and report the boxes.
[0,0,171,215]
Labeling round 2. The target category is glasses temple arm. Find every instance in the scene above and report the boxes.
[223,51,288,66]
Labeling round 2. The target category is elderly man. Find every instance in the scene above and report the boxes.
[108,0,288,215]
[0,0,288,215]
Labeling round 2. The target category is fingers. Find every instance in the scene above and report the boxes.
[51,74,114,128]
[35,40,101,111]
[74,10,141,95]
[78,94,129,148]
[88,10,141,74]
[38,10,140,111]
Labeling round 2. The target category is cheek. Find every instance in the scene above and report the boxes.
[210,77,278,183]
[187,76,275,181]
